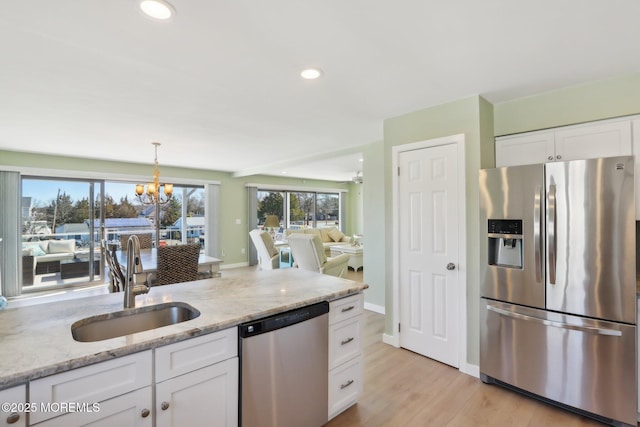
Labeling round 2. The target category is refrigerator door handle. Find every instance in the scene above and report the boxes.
[486,305,622,337]
[547,183,557,284]
[533,185,542,282]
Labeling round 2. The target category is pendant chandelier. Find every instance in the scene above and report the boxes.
[135,142,173,205]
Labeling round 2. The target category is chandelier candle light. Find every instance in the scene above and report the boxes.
[135,142,173,248]
[135,142,173,205]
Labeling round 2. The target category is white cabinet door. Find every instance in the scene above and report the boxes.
[33,387,152,427]
[156,358,238,427]
[0,385,26,427]
[554,120,632,161]
[495,131,555,167]
[30,351,152,424]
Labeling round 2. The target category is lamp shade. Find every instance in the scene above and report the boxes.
[264,215,280,229]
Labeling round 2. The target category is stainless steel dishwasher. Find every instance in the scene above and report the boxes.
[239,301,329,427]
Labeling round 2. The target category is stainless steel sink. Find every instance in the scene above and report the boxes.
[71,302,201,342]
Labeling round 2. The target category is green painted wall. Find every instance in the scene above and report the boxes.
[381,95,494,367]
[494,72,640,136]
[0,150,350,267]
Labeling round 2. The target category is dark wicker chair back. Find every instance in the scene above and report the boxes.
[155,244,200,286]
[119,233,153,250]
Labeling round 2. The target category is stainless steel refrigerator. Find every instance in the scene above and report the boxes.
[479,156,637,427]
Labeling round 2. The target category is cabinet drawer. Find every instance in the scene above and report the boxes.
[329,317,363,370]
[328,356,362,420]
[329,293,364,325]
[30,351,152,424]
[0,385,26,427]
[155,328,237,382]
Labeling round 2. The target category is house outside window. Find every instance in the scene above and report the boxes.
[20,177,206,292]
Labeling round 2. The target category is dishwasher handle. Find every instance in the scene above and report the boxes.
[239,301,329,338]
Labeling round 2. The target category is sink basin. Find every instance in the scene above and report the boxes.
[71,302,201,342]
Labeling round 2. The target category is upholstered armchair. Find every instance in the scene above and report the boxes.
[249,229,279,270]
[286,234,350,278]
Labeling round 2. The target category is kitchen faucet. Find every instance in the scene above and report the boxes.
[124,235,150,309]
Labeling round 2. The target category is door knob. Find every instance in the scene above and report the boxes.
[446,263,456,270]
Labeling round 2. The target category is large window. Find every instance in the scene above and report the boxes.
[257,189,340,231]
[20,177,206,293]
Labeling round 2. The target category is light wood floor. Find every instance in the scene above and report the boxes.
[326,311,612,427]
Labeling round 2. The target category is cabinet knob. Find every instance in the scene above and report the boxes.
[547,155,554,161]
[6,413,20,424]
[141,408,150,418]
[161,401,170,411]
[556,155,562,160]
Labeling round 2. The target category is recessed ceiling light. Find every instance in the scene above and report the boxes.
[300,68,323,80]
[139,0,175,21]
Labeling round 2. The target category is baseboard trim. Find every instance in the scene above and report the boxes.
[460,362,479,378]
[220,262,249,270]
[382,333,399,348]
[364,302,384,314]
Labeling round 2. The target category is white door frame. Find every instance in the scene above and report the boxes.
[386,133,468,374]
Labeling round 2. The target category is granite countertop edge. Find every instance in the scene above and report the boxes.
[0,269,368,389]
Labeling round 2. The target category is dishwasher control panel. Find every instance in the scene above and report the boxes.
[239,301,329,338]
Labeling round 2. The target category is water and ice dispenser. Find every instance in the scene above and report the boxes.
[487,219,523,269]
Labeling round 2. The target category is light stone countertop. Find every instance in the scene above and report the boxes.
[0,269,368,389]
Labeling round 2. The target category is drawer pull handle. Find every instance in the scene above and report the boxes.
[340,379,354,389]
[341,337,354,345]
[141,409,150,418]
[341,306,355,313]
[6,413,20,424]
[161,401,170,411]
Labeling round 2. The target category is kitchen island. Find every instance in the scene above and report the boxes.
[0,268,367,387]
[0,269,367,427]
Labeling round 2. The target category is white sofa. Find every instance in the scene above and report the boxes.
[284,227,352,256]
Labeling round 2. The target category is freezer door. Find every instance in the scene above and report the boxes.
[480,299,637,426]
[545,156,636,323]
[479,164,545,308]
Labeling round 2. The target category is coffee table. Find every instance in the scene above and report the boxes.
[329,244,363,271]
[60,259,100,279]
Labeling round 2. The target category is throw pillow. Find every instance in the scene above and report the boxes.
[328,228,345,242]
[23,243,45,257]
[48,239,76,254]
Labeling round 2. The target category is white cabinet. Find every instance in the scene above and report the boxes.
[495,118,632,167]
[27,328,237,427]
[495,131,555,167]
[328,293,364,421]
[156,359,238,427]
[155,330,238,427]
[30,351,152,425]
[32,387,152,427]
[0,385,26,427]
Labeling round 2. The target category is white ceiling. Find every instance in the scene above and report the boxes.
[1,1,640,182]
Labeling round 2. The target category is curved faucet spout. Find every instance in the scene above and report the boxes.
[124,235,150,309]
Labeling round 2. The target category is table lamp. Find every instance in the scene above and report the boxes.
[263,215,280,239]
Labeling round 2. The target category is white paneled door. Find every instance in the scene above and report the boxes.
[398,143,459,368]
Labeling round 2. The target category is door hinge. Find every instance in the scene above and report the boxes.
[397,166,400,176]
[398,323,401,333]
